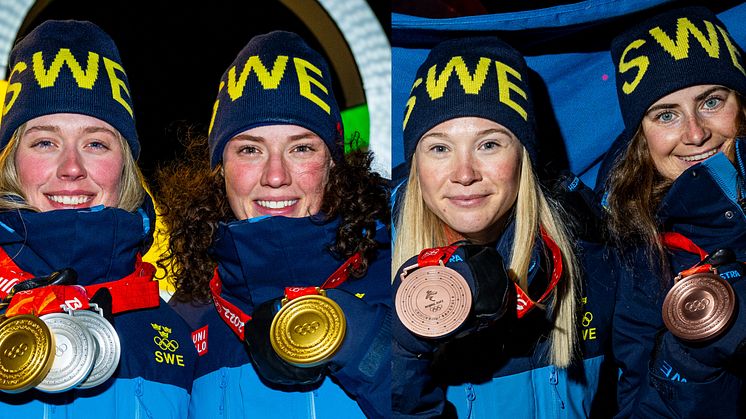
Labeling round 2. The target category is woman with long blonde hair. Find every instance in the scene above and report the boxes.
[391,36,616,418]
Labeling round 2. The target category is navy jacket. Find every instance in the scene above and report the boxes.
[613,142,746,418]
[172,215,391,419]
[392,221,617,418]
[0,203,197,418]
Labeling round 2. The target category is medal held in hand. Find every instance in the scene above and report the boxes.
[395,247,472,338]
[0,314,55,393]
[36,311,96,392]
[270,289,346,367]
[661,233,738,342]
[269,253,363,367]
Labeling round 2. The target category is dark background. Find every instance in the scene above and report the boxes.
[13,0,390,179]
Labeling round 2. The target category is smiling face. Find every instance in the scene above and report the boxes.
[642,85,744,181]
[222,124,331,220]
[15,113,125,212]
[415,117,522,244]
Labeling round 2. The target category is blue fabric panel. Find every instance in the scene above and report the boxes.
[392,1,746,188]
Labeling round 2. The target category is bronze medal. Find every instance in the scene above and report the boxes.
[0,314,55,393]
[270,292,346,367]
[395,264,472,338]
[662,272,735,342]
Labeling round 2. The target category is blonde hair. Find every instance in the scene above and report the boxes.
[393,150,579,368]
[0,123,145,212]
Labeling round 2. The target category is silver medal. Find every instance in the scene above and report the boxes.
[36,312,95,392]
[75,305,120,389]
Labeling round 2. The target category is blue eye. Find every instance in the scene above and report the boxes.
[31,139,54,149]
[703,97,722,109]
[657,111,675,123]
[430,145,448,153]
[87,141,109,150]
[481,141,499,150]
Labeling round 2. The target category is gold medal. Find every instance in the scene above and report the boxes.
[0,314,55,393]
[270,291,346,367]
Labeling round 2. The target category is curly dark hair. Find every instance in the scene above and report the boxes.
[155,134,390,303]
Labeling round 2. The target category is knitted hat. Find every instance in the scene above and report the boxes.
[402,36,538,166]
[208,31,343,168]
[611,6,746,140]
[0,20,139,158]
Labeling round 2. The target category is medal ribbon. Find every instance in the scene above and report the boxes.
[0,247,159,317]
[406,227,563,319]
[516,228,563,318]
[209,252,363,340]
[660,232,714,278]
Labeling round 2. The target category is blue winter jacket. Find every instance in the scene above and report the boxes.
[172,215,391,419]
[0,203,197,418]
[392,221,618,418]
[612,142,746,418]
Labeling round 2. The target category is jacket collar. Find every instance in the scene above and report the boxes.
[0,202,152,285]
[658,138,746,264]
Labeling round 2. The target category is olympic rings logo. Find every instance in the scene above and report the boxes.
[154,336,180,352]
[55,343,68,357]
[685,298,710,313]
[582,312,594,327]
[293,321,321,336]
[3,342,28,359]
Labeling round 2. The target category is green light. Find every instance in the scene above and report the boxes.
[340,104,370,153]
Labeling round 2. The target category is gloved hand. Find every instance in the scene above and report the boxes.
[243,298,326,387]
[547,170,605,243]
[393,244,515,351]
[244,289,389,387]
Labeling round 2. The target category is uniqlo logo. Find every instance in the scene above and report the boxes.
[192,325,208,356]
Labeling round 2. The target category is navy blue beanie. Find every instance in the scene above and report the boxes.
[0,20,139,158]
[402,36,538,167]
[208,31,343,168]
[611,6,746,141]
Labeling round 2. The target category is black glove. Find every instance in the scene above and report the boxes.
[547,170,605,243]
[452,244,516,337]
[8,268,77,293]
[243,298,326,387]
[244,289,389,389]
[393,244,515,351]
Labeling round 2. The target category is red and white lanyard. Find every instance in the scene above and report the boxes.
[660,231,716,277]
[412,228,563,319]
[0,247,160,317]
[210,253,363,340]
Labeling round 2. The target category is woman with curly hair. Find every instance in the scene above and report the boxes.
[603,6,746,418]
[158,31,391,418]
[391,36,616,418]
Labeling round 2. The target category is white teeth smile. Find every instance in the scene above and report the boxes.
[47,195,92,205]
[679,148,719,162]
[256,200,298,209]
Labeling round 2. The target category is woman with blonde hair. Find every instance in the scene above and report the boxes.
[392,36,616,417]
[0,20,196,417]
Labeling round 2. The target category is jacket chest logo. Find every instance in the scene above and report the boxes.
[151,323,185,367]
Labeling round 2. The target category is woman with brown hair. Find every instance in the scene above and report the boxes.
[604,6,746,418]
[158,31,391,418]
